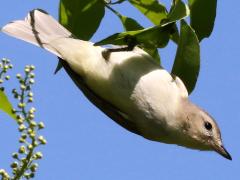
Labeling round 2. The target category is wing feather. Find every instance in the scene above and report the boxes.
[60,59,142,136]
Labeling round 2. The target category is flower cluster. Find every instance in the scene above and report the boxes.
[0,59,46,180]
[0,58,13,90]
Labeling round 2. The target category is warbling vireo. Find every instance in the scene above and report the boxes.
[2,9,232,160]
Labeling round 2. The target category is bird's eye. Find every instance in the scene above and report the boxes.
[204,122,212,130]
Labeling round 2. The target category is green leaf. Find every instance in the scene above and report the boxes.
[129,0,167,25]
[95,25,170,49]
[166,0,190,25]
[107,5,161,63]
[171,20,200,94]
[106,5,143,31]
[163,0,190,44]
[117,15,143,31]
[118,16,161,63]
[170,24,180,44]
[188,0,217,41]
[0,90,17,120]
[59,0,105,40]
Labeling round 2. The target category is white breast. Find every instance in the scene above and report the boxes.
[50,38,186,139]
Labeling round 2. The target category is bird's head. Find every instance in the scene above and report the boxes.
[177,99,232,160]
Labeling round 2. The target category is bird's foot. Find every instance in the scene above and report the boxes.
[102,45,135,61]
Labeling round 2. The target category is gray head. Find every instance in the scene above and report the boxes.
[177,99,232,160]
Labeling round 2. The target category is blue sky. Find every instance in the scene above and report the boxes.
[0,0,239,179]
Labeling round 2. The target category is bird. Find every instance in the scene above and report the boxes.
[1,9,232,160]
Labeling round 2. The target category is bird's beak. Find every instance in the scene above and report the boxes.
[213,144,232,160]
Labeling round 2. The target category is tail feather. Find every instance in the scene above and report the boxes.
[25,9,71,38]
[1,9,72,57]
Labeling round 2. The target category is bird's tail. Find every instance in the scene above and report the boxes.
[1,9,71,57]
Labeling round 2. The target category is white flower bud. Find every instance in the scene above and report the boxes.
[18,124,26,132]
[20,85,26,90]
[38,136,47,144]
[18,146,26,154]
[16,73,21,79]
[30,65,35,70]
[29,79,35,84]
[38,122,45,129]
[5,75,10,80]
[18,103,26,108]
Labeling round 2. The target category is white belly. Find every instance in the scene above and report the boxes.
[50,38,183,140]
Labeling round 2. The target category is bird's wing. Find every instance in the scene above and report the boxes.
[60,58,142,136]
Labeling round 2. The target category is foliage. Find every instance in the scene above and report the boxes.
[59,0,105,40]
[188,0,217,41]
[0,59,46,180]
[171,20,200,93]
[59,0,217,94]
